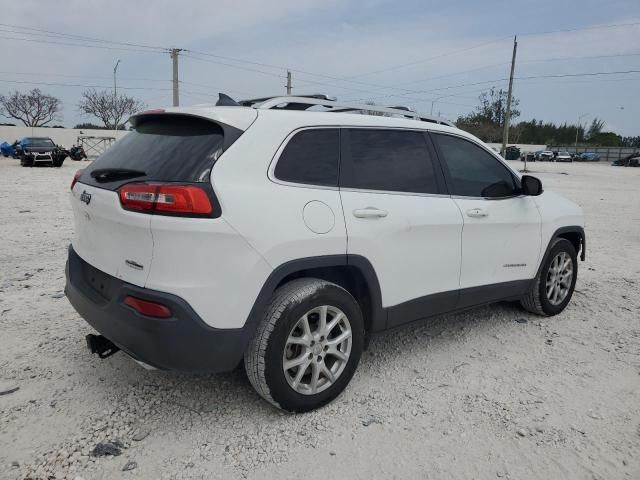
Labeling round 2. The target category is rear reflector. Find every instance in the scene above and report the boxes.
[123,296,172,318]
[71,169,84,191]
[118,183,213,216]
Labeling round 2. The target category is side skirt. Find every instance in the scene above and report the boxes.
[386,279,532,329]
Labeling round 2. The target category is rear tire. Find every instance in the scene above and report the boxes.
[245,278,364,412]
[521,238,577,316]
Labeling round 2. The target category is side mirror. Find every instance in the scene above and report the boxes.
[521,175,543,196]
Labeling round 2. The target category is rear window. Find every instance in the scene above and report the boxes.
[80,115,225,190]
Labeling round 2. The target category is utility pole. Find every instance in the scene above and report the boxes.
[286,70,292,95]
[170,48,182,106]
[501,36,517,156]
[113,59,121,98]
[113,59,121,130]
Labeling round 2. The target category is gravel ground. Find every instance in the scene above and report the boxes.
[0,158,639,480]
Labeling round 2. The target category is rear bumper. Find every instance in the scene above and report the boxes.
[65,245,253,373]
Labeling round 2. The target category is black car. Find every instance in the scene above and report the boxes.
[612,153,640,167]
[17,137,67,167]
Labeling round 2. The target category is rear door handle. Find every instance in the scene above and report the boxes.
[466,208,488,218]
[353,207,388,219]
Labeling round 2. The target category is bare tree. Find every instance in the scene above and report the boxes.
[77,89,146,130]
[0,89,62,127]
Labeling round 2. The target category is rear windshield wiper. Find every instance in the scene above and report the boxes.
[90,168,146,182]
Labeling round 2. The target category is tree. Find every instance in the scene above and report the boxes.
[455,87,520,142]
[621,136,640,148]
[73,122,107,130]
[588,131,622,146]
[77,89,145,130]
[586,118,605,139]
[0,89,62,127]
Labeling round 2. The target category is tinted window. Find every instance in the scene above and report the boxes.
[433,134,518,198]
[343,129,439,194]
[81,115,225,190]
[274,129,339,186]
[23,138,55,148]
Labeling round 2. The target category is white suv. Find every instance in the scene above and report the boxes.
[66,95,585,412]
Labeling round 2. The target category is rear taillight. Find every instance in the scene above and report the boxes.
[123,295,172,318]
[118,183,213,216]
[71,169,84,191]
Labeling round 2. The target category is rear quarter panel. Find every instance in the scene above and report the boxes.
[211,113,348,268]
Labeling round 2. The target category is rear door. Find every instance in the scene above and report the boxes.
[71,114,230,287]
[339,128,463,328]
[431,132,541,297]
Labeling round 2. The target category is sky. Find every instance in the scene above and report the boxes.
[1,0,639,135]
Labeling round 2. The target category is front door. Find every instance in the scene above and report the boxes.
[431,133,541,304]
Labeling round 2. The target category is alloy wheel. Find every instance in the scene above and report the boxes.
[282,306,352,395]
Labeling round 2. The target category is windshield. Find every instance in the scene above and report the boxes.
[559,152,570,155]
[23,138,55,148]
[80,115,225,190]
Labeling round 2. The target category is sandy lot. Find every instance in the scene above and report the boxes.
[0,158,639,480]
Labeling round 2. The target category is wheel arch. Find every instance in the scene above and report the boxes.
[246,255,386,337]
[536,226,585,278]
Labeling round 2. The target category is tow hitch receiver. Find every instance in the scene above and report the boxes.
[86,334,120,359]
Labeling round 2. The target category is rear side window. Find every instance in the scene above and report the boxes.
[432,133,518,198]
[81,115,226,190]
[342,129,439,194]
[274,129,340,187]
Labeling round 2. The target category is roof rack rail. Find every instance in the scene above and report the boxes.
[243,95,455,127]
[238,94,336,107]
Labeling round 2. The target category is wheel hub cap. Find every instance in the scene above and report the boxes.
[545,252,574,306]
[282,305,352,395]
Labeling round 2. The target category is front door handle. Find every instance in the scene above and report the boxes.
[353,207,388,219]
[466,208,488,218]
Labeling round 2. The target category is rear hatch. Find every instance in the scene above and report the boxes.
[70,111,248,287]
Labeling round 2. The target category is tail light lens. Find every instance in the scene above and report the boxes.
[118,183,213,216]
[123,295,172,318]
[71,169,84,191]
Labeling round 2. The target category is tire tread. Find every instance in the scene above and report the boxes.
[244,278,335,410]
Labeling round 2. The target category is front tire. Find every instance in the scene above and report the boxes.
[521,238,578,316]
[245,278,364,412]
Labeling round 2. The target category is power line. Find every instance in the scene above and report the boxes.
[0,35,166,54]
[347,20,640,80]
[182,53,286,80]
[0,78,173,91]
[393,51,640,89]
[0,23,166,51]
[519,20,640,38]
[520,51,640,64]
[347,38,512,79]
[0,70,171,83]
[352,69,640,104]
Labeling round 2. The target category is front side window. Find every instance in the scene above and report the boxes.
[432,134,518,198]
[342,129,439,194]
[274,129,340,187]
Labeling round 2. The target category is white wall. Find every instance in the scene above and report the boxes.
[0,126,128,152]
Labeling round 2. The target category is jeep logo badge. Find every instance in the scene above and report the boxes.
[80,190,92,205]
